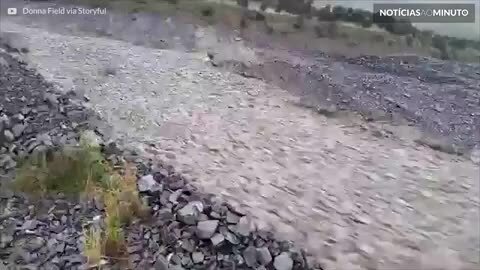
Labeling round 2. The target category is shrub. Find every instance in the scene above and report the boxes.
[373,11,395,31]
[316,5,335,21]
[201,6,214,17]
[276,0,310,15]
[418,30,434,47]
[245,10,265,21]
[346,8,368,25]
[432,34,450,59]
[372,33,385,43]
[260,2,268,11]
[236,0,249,8]
[391,19,416,35]
[332,5,348,21]
[449,37,468,50]
[293,15,304,29]
[361,18,373,28]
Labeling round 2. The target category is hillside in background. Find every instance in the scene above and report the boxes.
[311,0,480,40]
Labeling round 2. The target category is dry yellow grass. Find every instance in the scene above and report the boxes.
[84,226,103,266]
[91,164,148,265]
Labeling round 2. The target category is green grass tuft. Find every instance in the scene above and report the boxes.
[13,141,110,195]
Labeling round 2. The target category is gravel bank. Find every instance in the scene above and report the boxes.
[0,51,96,269]
[0,51,315,269]
[215,50,480,154]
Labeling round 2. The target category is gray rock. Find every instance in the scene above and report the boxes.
[196,220,219,239]
[169,190,182,204]
[12,124,25,138]
[225,231,240,245]
[352,214,371,225]
[181,255,193,267]
[21,220,38,231]
[191,252,204,264]
[55,242,66,254]
[0,57,8,68]
[226,211,241,224]
[104,66,117,76]
[180,239,195,252]
[60,215,68,224]
[209,211,221,219]
[170,254,182,265]
[273,252,293,270]
[127,244,143,254]
[243,246,258,267]
[210,233,225,246]
[3,130,14,142]
[12,113,25,122]
[26,237,46,252]
[470,147,480,164]
[0,233,13,248]
[47,238,59,250]
[138,174,162,193]
[43,93,59,106]
[0,154,16,170]
[235,216,251,237]
[131,253,141,263]
[157,208,174,221]
[177,201,203,225]
[257,247,272,265]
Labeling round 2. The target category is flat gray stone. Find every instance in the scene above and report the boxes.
[257,247,272,265]
[138,174,162,193]
[243,246,258,267]
[12,124,25,138]
[235,216,251,237]
[210,233,225,246]
[226,211,241,224]
[273,252,293,270]
[3,130,14,142]
[196,220,219,239]
[153,255,169,270]
[177,201,202,225]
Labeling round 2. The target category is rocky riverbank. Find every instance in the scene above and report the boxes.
[0,51,315,270]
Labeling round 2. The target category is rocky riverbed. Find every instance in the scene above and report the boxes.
[0,50,314,270]
[1,1,479,269]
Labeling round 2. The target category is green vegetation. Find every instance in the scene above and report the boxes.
[14,134,148,266]
[14,137,109,196]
